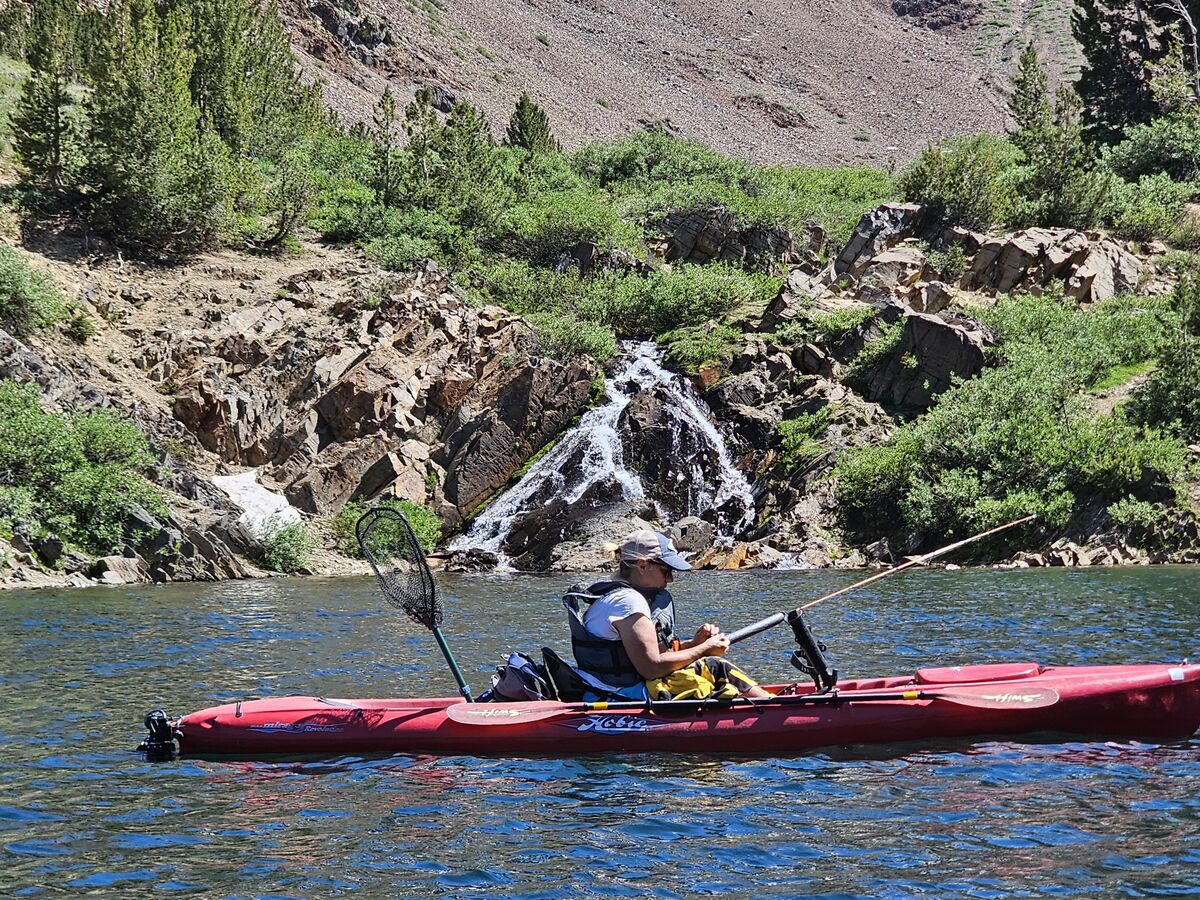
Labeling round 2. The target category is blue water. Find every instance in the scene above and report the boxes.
[0,567,1196,897]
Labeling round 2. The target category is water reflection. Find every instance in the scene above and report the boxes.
[0,568,1196,896]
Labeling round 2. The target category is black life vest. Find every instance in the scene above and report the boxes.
[563,579,677,689]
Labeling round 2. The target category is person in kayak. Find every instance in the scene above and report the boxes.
[563,529,770,701]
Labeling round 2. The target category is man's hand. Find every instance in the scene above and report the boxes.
[693,622,721,642]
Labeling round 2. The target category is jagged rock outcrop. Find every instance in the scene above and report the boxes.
[656,206,827,272]
[440,356,595,524]
[962,228,1141,302]
[859,244,927,288]
[836,203,929,279]
[164,264,600,527]
[0,329,253,585]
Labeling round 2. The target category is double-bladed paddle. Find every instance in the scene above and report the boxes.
[445,683,1061,725]
[357,507,474,702]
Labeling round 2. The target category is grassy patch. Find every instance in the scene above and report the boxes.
[1089,359,1158,394]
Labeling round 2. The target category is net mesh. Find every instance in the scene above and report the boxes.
[355,507,441,630]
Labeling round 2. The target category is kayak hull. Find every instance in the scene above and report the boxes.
[174,663,1200,757]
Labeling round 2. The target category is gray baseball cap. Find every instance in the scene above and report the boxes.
[618,529,692,570]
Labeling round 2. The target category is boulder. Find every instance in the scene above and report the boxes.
[668,516,716,553]
[658,206,825,272]
[836,203,929,280]
[172,371,289,465]
[33,535,65,567]
[285,434,392,515]
[859,311,993,410]
[962,229,1139,302]
[315,364,408,442]
[759,269,832,332]
[1066,239,1142,303]
[705,372,770,411]
[619,387,723,518]
[91,555,150,585]
[906,281,955,314]
[859,245,927,288]
[443,548,500,573]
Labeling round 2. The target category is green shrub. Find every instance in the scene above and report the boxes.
[779,406,834,470]
[898,133,1021,230]
[528,311,617,362]
[464,256,554,312]
[260,517,314,573]
[1109,112,1200,182]
[365,233,440,270]
[333,498,443,557]
[0,244,66,331]
[1107,496,1165,531]
[1131,274,1200,441]
[0,381,164,553]
[494,187,639,262]
[593,263,779,336]
[925,244,969,281]
[835,292,1190,543]
[812,305,874,339]
[65,310,96,344]
[847,319,905,381]
[572,129,893,247]
[659,323,741,372]
[1106,173,1196,242]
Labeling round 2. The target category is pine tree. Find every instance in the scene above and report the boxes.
[403,88,442,209]
[0,3,29,58]
[1008,43,1052,157]
[12,0,82,190]
[85,0,230,250]
[505,93,559,154]
[186,0,255,154]
[1007,43,1110,227]
[437,100,506,227]
[371,84,401,206]
[1073,0,1162,144]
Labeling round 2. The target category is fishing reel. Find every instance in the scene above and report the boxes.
[787,610,838,693]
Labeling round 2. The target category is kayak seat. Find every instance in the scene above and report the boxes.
[915,662,1041,685]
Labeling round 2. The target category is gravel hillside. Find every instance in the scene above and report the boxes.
[286,0,1079,166]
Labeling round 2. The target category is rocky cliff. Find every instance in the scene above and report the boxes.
[2,202,1194,590]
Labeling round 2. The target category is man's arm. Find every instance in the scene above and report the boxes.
[614,614,729,680]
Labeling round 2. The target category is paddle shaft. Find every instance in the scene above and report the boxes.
[726,514,1038,645]
[446,684,1061,724]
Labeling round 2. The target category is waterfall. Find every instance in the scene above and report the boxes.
[451,342,755,556]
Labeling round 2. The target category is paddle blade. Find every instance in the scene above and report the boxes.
[931,686,1060,709]
[446,701,571,725]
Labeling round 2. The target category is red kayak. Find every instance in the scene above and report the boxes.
[166,662,1200,757]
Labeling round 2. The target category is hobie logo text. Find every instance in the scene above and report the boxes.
[572,715,670,734]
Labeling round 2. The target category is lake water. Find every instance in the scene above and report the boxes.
[0,567,1197,897]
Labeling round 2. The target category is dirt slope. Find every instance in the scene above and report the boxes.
[287,0,1079,167]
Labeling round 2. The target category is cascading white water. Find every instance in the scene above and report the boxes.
[451,342,755,557]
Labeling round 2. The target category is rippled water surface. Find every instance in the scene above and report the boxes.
[1,567,1197,897]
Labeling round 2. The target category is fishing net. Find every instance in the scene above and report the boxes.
[355,507,441,630]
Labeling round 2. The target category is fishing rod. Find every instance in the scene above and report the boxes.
[727,513,1039,646]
